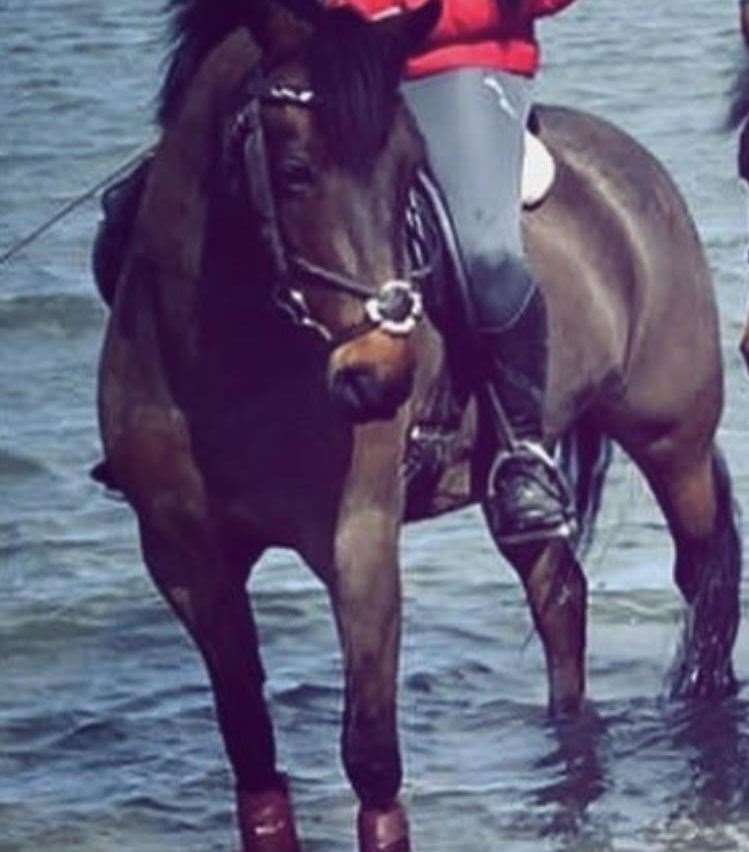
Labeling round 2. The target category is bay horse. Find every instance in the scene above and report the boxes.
[96,1,741,849]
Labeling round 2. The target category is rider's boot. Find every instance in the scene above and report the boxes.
[478,286,577,545]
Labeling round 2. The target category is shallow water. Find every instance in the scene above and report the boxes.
[3,1,749,850]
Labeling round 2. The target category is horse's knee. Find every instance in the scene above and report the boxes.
[334,518,401,613]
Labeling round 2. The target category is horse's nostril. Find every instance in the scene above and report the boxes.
[331,366,382,415]
[330,363,413,422]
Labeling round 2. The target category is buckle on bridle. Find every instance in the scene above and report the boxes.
[365,280,423,337]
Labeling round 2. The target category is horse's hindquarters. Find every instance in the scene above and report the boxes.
[527,105,721,442]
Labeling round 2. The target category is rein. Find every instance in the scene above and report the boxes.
[231,69,436,343]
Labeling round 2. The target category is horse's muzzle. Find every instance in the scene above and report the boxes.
[329,364,412,422]
[328,333,415,423]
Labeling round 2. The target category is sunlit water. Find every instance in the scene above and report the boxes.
[3,1,749,850]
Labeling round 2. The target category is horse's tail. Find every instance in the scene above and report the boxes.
[703,446,742,626]
[727,54,749,130]
[729,55,749,181]
[730,0,749,129]
[557,418,613,557]
[695,446,742,645]
[667,445,742,698]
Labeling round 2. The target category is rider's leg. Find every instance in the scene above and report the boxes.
[403,68,575,544]
[478,282,576,542]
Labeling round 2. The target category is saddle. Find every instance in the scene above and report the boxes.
[522,129,555,209]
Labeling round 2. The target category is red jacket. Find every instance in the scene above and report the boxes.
[325,0,576,78]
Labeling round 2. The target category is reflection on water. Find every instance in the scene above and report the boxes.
[666,700,749,824]
[527,699,749,851]
[533,709,610,840]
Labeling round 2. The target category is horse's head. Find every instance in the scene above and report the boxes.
[234,2,440,422]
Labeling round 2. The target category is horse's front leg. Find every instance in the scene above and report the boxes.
[138,522,300,852]
[329,509,408,852]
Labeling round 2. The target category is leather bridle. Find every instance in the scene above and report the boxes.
[229,66,438,343]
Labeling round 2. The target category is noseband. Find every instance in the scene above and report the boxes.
[229,67,436,343]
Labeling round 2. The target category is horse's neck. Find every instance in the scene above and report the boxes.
[152,255,328,413]
[140,179,277,358]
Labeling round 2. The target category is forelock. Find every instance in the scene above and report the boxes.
[305,9,402,173]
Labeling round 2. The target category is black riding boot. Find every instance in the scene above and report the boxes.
[479,287,577,545]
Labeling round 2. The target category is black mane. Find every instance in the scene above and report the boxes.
[305,9,403,173]
[157,0,321,126]
[157,2,403,172]
[157,0,255,127]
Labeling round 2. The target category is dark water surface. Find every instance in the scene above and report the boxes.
[4,1,749,849]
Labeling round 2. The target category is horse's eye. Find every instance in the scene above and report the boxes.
[279,158,315,193]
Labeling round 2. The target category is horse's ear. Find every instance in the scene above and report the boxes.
[371,0,441,59]
[247,1,318,61]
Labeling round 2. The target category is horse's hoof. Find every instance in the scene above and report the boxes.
[357,801,410,852]
[236,783,301,852]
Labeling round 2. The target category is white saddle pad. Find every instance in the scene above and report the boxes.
[522,131,555,209]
